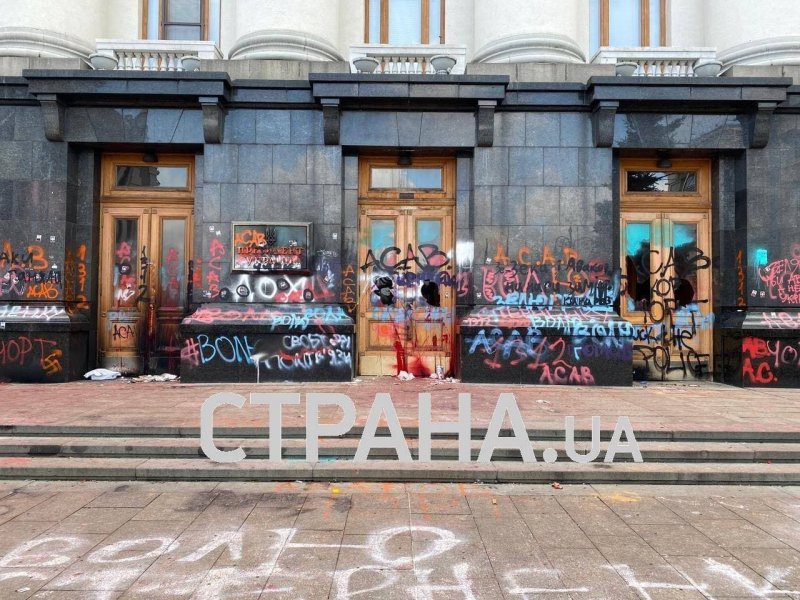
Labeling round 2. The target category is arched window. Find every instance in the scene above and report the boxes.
[590,0,666,54]
[365,0,445,45]
[142,0,221,45]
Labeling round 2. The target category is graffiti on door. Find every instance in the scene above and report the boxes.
[626,241,713,380]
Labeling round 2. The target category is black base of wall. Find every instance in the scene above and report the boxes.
[459,307,634,386]
[0,304,90,383]
[179,303,355,383]
[718,309,800,388]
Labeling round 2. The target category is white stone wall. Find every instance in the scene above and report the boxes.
[2,0,800,69]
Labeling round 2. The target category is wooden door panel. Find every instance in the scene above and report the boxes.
[98,204,193,375]
[622,211,712,380]
[357,205,455,376]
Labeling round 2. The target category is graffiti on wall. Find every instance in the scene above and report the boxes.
[478,243,620,309]
[183,304,351,329]
[181,332,352,383]
[63,244,88,311]
[626,243,713,380]
[0,241,61,302]
[460,308,633,386]
[203,247,340,305]
[742,336,800,386]
[0,335,63,379]
[753,244,800,305]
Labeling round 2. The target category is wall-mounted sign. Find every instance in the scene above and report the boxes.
[231,222,312,272]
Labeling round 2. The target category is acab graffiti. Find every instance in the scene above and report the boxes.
[0,241,61,302]
[480,243,619,309]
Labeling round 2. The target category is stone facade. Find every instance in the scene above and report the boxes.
[0,68,798,387]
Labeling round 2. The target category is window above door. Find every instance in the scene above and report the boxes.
[590,0,666,54]
[142,0,221,45]
[365,0,445,45]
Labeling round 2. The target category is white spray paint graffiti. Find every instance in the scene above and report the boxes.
[1,525,799,598]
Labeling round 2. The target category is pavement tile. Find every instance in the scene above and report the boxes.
[630,523,729,557]
[186,565,270,600]
[48,508,141,535]
[599,494,685,525]
[240,504,302,533]
[212,510,306,567]
[521,511,595,549]
[185,492,260,531]
[691,518,789,549]
[473,516,550,569]
[32,592,123,600]
[544,548,641,599]
[0,568,69,600]
[656,496,742,521]
[0,520,57,556]
[409,493,471,515]
[0,491,54,525]
[509,495,565,514]
[294,496,351,531]
[14,493,103,523]
[666,555,786,597]
[337,532,410,570]
[350,492,408,509]
[500,566,575,600]
[739,512,800,552]
[343,508,410,535]
[409,513,482,542]
[609,562,710,598]
[328,568,417,600]
[88,491,160,509]
[556,496,637,537]
[593,534,674,566]
[122,529,238,598]
[464,494,518,517]
[729,547,800,589]
[130,492,216,522]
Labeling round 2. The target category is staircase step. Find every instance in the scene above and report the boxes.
[1,456,799,484]
[1,425,798,443]
[1,437,799,462]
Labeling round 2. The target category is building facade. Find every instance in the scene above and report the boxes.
[0,0,799,387]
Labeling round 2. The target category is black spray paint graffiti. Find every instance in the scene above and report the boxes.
[626,244,712,379]
[216,250,341,304]
[479,242,620,309]
[361,243,453,308]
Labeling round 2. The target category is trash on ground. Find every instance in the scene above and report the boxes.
[83,368,122,381]
[130,373,179,383]
[551,482,563,490]
[397,371,415,381]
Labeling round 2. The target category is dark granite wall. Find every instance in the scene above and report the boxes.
[194,109,344,307]
[744,114,800,309]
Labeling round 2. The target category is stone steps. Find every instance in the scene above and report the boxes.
[1,456,800,484]
[2,425,798,443]
[0,424,798,483]
[1,436,799,463]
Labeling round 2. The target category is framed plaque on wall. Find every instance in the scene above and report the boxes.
[231,222,312,272]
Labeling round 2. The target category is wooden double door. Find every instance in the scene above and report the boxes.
[620,159,713,380]
[98,204,193,374]
[358,205,456,376]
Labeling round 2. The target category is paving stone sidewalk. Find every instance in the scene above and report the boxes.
[1,378,800,434]
[0,480,799,599]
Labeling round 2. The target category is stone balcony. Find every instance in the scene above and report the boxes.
[349,44,467,75]
[591,47,719,76]
[94,40,222,71]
